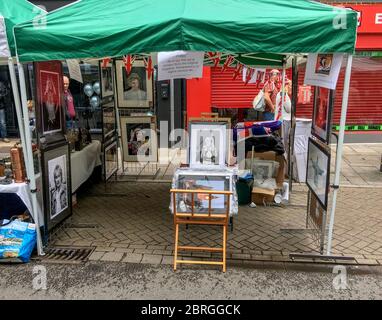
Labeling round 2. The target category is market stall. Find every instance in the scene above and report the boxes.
[10,0,357,259]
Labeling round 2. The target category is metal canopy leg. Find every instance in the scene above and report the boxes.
[326,54,353,256]
[16,60,44,256]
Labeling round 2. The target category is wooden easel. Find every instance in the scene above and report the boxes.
[170,189,232,272]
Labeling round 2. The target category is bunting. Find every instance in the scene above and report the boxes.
[102,57,111,68]
[143,56,154,80]
[123,54,136,75]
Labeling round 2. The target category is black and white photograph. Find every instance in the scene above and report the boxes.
[48,154,68,219]
[189,122,228,169]
[306,138,331,209]
[252,160,275,181]
[41,143,72,231]
[120,116,157,162]
[104,141,118,181]
[101,64,114,98]
[116,60,153,108]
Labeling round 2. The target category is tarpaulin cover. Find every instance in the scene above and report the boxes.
[13,0,357,62]
[0,0,45,57]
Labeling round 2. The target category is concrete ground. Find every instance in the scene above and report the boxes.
[0,261,381,300]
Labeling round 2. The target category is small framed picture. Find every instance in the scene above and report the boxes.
[315,54,333,75]
[189,121,229,169]
[306,138,331,210]
[41,142,72,231]
[100,61,114,99]
[175,173,232,214]
[312,86,334,144]
[251,160,275,180]
[116,60,153,108]
[34,61,65,141]
[308,191,326,231]
[104,140,118,181]
[120,116,158,162]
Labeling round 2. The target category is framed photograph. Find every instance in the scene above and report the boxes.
[251,160,275,181]
[315,54,333,75]
[189,122,229,169]
[104,140,118,181]
[312,86,334,144]
[176,174,231,214]
[41,142,72,231]
[100,61,114,99]
[102,103,116,141]
[116,60,153,108]
[306,138,331,210]
[34,61,65,140]
[120,116,158,162]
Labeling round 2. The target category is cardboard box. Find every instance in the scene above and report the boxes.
[251,187,275,205]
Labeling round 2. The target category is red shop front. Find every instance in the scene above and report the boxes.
[187,3,382,129]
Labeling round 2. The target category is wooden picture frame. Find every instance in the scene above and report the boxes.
[120,116,158,162]
[306,138,331,210]
[311,86,334,144]
[102,102,117,142]
[116,60,153,108]
[41,141,72,231]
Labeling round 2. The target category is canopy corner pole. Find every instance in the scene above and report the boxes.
[7,57,29,167]
[326,54,353,256]
[16,58,45,256]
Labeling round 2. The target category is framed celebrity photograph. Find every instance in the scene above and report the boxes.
[251,160,276,181]
[315,54,333,75]
[120,116,158,162]
[41,141,72,231]
[104,140,118,181]
[312,86,334,144]
[189,121,229,170]
[175,173,232,214]
[306,138,331,210]
[116,60,153,108]
[100,61,114,99]
[34,61,65,139]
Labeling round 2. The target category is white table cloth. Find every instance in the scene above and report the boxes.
[70,140,102,193]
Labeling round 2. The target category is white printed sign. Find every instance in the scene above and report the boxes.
[0,16,10,58]
[158,51,204,81]
[66,59,83,83]
[304,53,343,90]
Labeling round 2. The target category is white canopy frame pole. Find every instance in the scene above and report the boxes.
[16,59,44,256]
[280,60,286,119]
[7,57,29,166]
[326,54,353,256]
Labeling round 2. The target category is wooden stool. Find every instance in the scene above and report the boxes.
[170,189,232,272]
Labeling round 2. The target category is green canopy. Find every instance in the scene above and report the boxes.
[14,0,357,62]
[0,0,45,57]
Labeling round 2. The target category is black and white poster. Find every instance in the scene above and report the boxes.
[48,154,68,219]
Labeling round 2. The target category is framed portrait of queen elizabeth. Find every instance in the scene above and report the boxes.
[116,60,153,108]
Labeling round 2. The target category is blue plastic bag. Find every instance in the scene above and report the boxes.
[0,219,37,263]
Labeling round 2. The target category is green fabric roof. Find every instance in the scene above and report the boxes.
[0,0,45,57]
[14,0,357,62]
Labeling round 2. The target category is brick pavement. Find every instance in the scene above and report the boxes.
[51,181,382,267]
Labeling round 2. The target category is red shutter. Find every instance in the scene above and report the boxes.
[296,57,382,126]
[211,66,265,109]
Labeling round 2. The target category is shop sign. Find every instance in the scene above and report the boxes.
[338,4,382,34]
